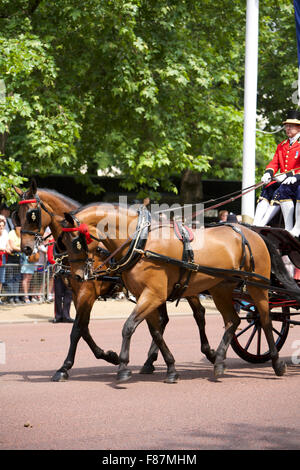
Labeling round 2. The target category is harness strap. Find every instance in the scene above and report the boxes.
[136,249,270,285]
[39,200,55,218]
[229,224,255,271]
[167,223,255,303]
[102,206,151,274]
[168,222,195,303]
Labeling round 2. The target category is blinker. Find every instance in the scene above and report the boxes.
[26,209,40,226]
[18,198,41,228]
[71,233,88,253]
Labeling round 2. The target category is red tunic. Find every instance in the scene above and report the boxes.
[266,139,300,175]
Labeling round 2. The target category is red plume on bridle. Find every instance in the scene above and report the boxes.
[62,223,92,244]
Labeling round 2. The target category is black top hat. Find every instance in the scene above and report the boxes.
[283,110,300,125]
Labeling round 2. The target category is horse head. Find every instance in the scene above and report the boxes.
[58,212,93,281]
[13,178,43,255]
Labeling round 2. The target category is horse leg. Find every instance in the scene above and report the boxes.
[187,295,216,364]
[51,289,119,382]
[140,303,169,374]
[71,291,119,365]
[117,291,178,383]
[117,307,144,382]
[210,285,241,377]
[140,294,216,373]
[247,285,286,376]
[80,323,119,365]
[51,314,82,381]
[146,310,179,384]
[76,286,119,364]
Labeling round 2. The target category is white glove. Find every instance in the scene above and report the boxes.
[275,174,287,183]
[261,172,272,184]
[282,176,297,185]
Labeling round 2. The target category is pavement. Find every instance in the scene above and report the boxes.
[0,296,218,324]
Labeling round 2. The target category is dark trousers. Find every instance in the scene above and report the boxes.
[54,276,73,320]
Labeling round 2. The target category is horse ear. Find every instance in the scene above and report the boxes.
[13,186,23,197]
[64,212,75,226]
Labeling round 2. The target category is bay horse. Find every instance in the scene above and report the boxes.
[13,180,120,380]
[59,202,290,383]
[14,181,215,381]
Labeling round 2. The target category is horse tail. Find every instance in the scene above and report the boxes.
[260,234,300,302]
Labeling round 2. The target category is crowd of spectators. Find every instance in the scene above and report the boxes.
[0,203,54,305]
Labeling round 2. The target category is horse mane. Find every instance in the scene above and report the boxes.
[37,188,81,208]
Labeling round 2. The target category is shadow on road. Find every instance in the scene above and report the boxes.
[1,355,299,386]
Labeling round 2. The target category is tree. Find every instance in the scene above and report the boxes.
[0,0,298,203]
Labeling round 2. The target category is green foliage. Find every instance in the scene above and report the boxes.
[0,155,24,201]
[0,0,298,202]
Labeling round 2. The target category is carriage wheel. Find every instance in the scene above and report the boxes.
[230,304,290,364]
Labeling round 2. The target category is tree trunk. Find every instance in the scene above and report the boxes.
[180,170,203,205]
[0,132,6,155]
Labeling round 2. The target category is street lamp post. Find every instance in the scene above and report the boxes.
[242,0,259,223]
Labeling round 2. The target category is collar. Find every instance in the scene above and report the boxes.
[289,132,300,146]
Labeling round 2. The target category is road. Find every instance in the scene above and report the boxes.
[0,305,300,451]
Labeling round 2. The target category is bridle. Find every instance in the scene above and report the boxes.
[59,206,151,280]
[17,196,98,281]
[59,214,105,280]
[18,194,54,250]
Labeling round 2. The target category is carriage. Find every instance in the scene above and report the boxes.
[13,179,300,382]
[230,226,300,363]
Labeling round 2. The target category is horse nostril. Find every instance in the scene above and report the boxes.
[24,246,33,256]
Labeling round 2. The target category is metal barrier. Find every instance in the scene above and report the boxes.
[0,263,54,304]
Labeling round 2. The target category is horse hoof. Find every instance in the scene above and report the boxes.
[214,363,225,378]
[164,372,179,384]
[51,371,69,382]
[107,351,120,365]
[139,364,155,374]
[274,361,287,377]
[208,350,217,364]
[117,369,132,383]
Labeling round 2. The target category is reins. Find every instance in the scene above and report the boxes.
[196,167,300,218]
[200,181,264,216]
[155,168,300,220]
[153,181,264,219]
[196,168,300,217]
